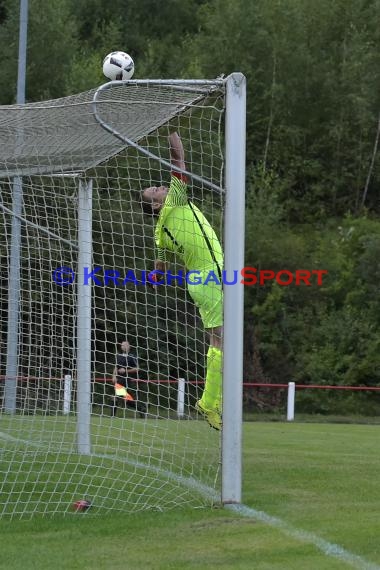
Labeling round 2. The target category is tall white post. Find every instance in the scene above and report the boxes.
[4,176,22,413]
[287,382,295,421]
[4,0,29,413]
[177,377,185,418]
[76,179,92,455]
[222,73,246,505]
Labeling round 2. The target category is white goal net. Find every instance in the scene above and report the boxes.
[0,76,245,518]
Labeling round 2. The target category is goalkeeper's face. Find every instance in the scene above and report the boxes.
[142,185,168,212]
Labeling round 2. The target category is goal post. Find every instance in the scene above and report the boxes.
[76,178,92,456]
[222,73,246,505]
[0,74,246,518]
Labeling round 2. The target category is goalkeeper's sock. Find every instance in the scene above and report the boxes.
[199,346,222,411]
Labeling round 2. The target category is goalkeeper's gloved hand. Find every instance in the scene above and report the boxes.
[147,260,167,289]
[147,270,165,289]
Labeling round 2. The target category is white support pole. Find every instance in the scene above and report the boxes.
[4,177,22,413]
[222,73,246,505]
[76,179,92,455]
[4,0,29,414]
[63,374,72,415]
[287,382,295,421]
[177,378,185,418]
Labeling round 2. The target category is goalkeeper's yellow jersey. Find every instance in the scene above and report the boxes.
[155,175,224,273]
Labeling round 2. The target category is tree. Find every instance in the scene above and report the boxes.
[0,0,79,103]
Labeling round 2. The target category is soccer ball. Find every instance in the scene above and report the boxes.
[102,51,135,81]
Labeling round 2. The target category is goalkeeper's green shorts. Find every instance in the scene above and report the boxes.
[187,269,223,330]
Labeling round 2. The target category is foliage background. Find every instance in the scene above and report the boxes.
[1,0,380,414]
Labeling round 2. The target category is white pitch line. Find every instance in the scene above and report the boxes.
[92,451,221,503]
[0,431,52,451]
[94,451,380,570]
[227,504,380,570]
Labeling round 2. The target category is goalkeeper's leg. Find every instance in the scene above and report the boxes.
[188,278,223,429]
[198,327,222,411]
[196,323,223,431]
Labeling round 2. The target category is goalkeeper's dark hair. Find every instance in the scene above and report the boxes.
[141,196,159,216]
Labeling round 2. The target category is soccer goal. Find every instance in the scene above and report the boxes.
[0,74,246,518]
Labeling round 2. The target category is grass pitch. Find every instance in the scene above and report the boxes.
[1,422,380,569]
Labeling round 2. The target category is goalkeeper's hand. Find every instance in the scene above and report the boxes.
[147,260,167,288]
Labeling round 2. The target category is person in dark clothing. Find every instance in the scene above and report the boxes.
[111,339,147,418]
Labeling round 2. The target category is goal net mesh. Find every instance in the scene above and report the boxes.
[0,80,225,518]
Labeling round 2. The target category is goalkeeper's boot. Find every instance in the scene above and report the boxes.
[195,400,222,431]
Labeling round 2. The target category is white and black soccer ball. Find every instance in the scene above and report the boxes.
[102,51,135,81]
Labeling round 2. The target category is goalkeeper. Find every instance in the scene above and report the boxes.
[141,132,223,431]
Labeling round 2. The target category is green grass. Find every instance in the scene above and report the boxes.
[1,422,380,569]
[0,414,220,516]
[243,411,380,424]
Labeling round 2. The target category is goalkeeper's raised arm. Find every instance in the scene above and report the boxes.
[169,131,186,175]
[141,132,188,216]
[141,131,189,273]
[141,132,224,430]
